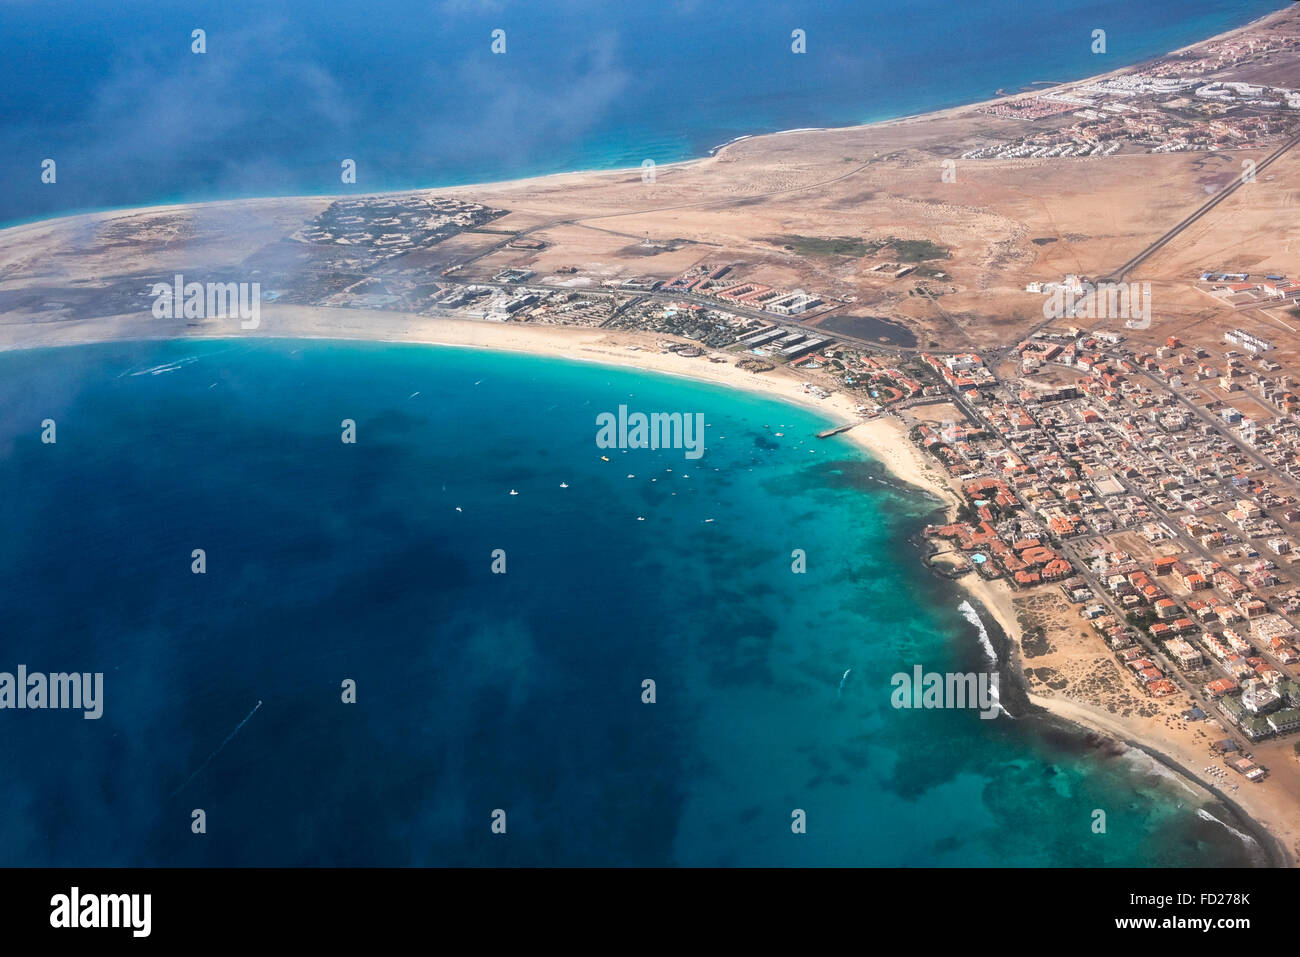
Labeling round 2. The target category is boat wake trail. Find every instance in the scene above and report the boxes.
[170,700,263,798]
[837,668,851,698]
[125,356,201,377]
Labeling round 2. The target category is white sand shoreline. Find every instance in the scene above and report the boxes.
[1028,692,1293,866]
[4,249,1293,868]
[0,307,1045,686]
[12,317,1289,863]
[2,0,1296,863]
[0,307,948,496]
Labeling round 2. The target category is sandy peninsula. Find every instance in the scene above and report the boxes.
[3,2,1300,866]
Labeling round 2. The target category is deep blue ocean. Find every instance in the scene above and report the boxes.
[0,0,1286,226]
[0,339,1267,865]
[0,0,1286,865]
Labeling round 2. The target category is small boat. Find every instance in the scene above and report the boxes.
[601,455,609,462]
[560,482,569,488]
[509,490,519,496]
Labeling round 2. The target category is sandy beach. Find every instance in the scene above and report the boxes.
[41,306,1294,863]
[1029,693,1296,865]
[3,1,1299,866]
[1011,582,1300,866]
[4,237,1295,866]
[6,308,936,488]
[6,300,1294,864]
[0,301,947,492]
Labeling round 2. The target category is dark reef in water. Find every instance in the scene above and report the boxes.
[901,487,1286,868]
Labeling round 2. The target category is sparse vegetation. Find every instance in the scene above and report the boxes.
[764,234,950,262]
[767,235,871,257]
[890,239,950,262]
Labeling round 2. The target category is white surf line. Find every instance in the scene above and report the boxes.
[169,700,263,798]
[957,601,1015,718]
[1196,807,1260,850]
[958,600,997,662]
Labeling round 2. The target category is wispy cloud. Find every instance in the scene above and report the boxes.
[77,21,355,196]
[410,29,630,168]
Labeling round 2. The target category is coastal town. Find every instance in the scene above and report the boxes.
[127,182,1300,797]
[966,29,1300,159]
[7,0,1300,868]
[288,208,1300,785]
[913,332,1300,766]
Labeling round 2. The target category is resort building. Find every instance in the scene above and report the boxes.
[1225,328,1274,354]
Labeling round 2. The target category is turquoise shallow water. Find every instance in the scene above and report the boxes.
[0,339,1266,865]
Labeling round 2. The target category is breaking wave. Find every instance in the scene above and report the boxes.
[1196,808,1259,849]
[957,600,1013,718]
[958,599,997,663]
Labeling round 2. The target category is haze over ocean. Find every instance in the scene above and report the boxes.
[0,0,1284,225]
[0,0,1286,866]
[0,340,1266,865]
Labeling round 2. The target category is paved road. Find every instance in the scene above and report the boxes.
[989,130,1300,363]
[944,362,1298,753]
[1101,130,1300,284]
